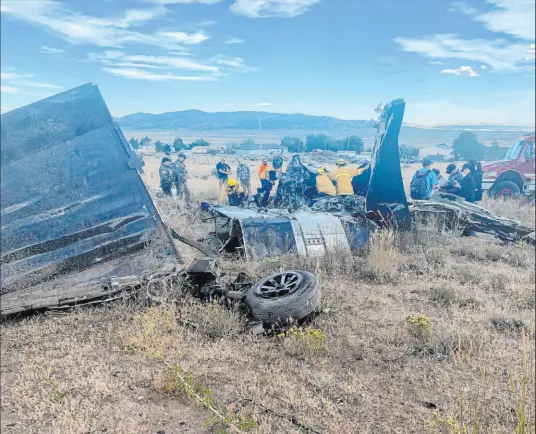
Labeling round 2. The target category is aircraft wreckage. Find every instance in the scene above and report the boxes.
[1,86,534,317]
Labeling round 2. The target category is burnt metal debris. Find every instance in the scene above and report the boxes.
[410,193,535,244]
[366,99,412,229]
[1,84,179,316]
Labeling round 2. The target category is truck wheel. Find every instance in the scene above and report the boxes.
[489,181,521,198]
[245,270,321,324]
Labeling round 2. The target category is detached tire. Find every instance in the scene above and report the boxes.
[489,181,521,198]
[246,270,321,324]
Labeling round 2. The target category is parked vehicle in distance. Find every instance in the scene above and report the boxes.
[482,132,535,197]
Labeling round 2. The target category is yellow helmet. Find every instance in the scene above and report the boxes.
[316,168,325,174]
[227,178,237,187]
[337,158,346,165]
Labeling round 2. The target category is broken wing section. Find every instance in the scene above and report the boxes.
[0,83,179,313]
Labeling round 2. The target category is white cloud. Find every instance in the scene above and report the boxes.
[430,60,443,65]
[475,0,534,41]
[124,55,218,72]
[1,106,13,114]
[256,102,271,107]
[395,0,535,72]
[1,85,19,94]
[213,55,257,72]
[89,51,219,73]
[228,102,234,106]
[1,72,29,80]
[481,64,488,70]
[16,80,62,89]
[41,45,64,54]
[231,0,322,18]
[196,20,218,26]
[0,0,188,50]
[225,37,245,44]
[150,0,221,4]
[448,1,478,16]
[160,31,209,44]
[395,34,532,71]
[1,71,62,90]
[168,50,191,56]
[440,65,479,76]
[102,67,216,81]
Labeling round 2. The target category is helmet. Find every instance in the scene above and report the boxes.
[227,178,237,187]
[337,159,345,165]
[317,168,325,174]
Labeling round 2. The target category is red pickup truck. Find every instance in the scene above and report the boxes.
[482,132,535,197]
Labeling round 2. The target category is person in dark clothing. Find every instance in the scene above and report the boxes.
[457,163,477,203]
[216,157,231,202]
[159,157,173,196]
[468,160,483,202]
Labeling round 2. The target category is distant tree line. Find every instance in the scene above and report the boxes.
[279,135,364,153]
[452,132,510,161]
[128,136,211,153]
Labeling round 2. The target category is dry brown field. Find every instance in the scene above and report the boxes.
[2,151,534,434]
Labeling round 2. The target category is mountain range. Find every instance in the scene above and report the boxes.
[115,109,533,133]
[117,109,371,131]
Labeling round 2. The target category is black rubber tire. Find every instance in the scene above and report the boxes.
[489,180,521,198]
[245,270,321,324]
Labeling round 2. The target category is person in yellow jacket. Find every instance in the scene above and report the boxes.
[315,168,336,197]
[225,178,245,206]
[329,159,361,195]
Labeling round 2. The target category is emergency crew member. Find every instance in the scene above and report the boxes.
[315,168,336,197]
[329,159,360,195]
[226,178,245,206]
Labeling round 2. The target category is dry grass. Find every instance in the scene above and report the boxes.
[1,168,535,433]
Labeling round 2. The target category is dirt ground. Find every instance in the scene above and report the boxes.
[1,152,535,434]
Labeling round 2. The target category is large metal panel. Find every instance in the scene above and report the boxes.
[290,212,351,257]
[240,216,296,260]
[0,84,179,311]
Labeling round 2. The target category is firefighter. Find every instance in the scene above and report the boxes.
[329,159,360,195]
[315,168,336,197]
[226,178,245,206]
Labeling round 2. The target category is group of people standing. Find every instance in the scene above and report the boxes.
[158,152,191,204]
[410,157,483,203]
[215,156,283,207]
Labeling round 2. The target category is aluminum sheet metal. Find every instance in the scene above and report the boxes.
[1,83,179,315]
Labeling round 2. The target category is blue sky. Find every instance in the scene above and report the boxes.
[1,0,534,125]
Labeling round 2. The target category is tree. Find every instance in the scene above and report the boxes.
[140,136,152,147]
[491,141,500,148]
[241,138,256,146]
[163,144,172,153]
[190,138,210,148]
[336,136,364,153]
[305,134,329,152]
[173,138,186,151]
[128,138,140,149]
[155,140,164,152]
[452,132,485,160]
[280,136,305,153]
